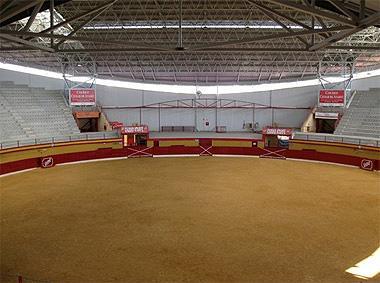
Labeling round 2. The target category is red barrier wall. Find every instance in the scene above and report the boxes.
[1,139,379,175]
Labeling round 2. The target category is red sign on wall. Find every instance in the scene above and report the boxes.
[319,89,345,106]
[41,157,54,168]
[121,125,149,134]
[360,159,373,171]
[262,127,293,136]
[110,121,124,129]
[69,88,96,106]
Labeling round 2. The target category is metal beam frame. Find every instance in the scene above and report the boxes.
[246,0,312,30]
[0,0,44,25]
[358,12,380,27]
[265,0,357,27]
[0,29,171,51]
[21,1,44,32]
[309,27,364,51]
[38,0,118,35]
[2,45,379,53]
[0,0,19,16]
[192,26,352,50]
[0,33,55,52]
[50,0,54,47]
[55,1,116,48]
[101,98,311,110]
[250,2,309,47]
[326,0,358,22]
[1,26,355,52]
[0,0,378,84]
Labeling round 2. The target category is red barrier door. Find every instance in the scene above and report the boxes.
[199,139,212,156]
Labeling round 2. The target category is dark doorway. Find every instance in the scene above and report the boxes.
[77,118,98,132]
[316,119,336,134]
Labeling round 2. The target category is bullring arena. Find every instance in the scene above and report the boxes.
[0,1,380,283]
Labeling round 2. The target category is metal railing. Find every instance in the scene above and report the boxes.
[293,132,380,147]
[0,131,120,150]
[1,131,379,150]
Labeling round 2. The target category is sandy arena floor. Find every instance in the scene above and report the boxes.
[1,157,379,283]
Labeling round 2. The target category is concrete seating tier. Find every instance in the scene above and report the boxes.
[334,89,380,139]
[0,81,80,142]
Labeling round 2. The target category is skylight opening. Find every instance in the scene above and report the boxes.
[83,24,322,30]
[16,9,84,48]
[82,21,322,30]
[18,10,72,36]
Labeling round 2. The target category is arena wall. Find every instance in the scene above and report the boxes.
[1,137,379,175]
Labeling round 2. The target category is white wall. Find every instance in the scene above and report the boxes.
[351,75,380,90]
[95,84,320,131]
[0,69,64,90]
[1,68,379,131]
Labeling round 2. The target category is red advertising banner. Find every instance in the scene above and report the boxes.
[319,89,345,106]
[121,125,149,134]
[70,88,96,106]
[110,121,124,129]
[262,127,293,136]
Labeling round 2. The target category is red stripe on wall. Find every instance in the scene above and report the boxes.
[1,145,378,175]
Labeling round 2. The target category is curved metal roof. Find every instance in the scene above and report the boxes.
[0,0,379,84]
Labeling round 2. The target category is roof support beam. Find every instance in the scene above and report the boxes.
[309,11,380,51]
[0,29,171,51]
[0,0,44,25]
[21,1,44,31]
[302,0,335,38]
[50,0,54,48]
[251,3,309,47]
[308,27,363,51]
[38,0,118,35]
[177,0,183,49]
[302,1,326,28]
[0,33,55,52]
[0,0,19,15]
[265,0,357,27]
[360,0,365,19]
[191,26,352,50]
[245,0,312,30]
[326,0,358,22]
[311,0,315,45]
[21,1,44,32]
[358,12,380,27]
[2,46,378,53]
[55,1,116,48]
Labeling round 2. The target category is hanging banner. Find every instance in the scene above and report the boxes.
[315,112,339,119]
[74,111,100,118]
[319,90,345,107]
[69,88,96,106]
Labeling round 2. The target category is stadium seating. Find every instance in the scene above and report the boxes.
[0,81,80,142]
[334,89,380,139]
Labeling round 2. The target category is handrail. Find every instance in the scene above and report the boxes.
[0,131,120,150]
[101,98,312,110]
[346,89,357,109]
[2,131,379,150]
[293,132,380,147]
